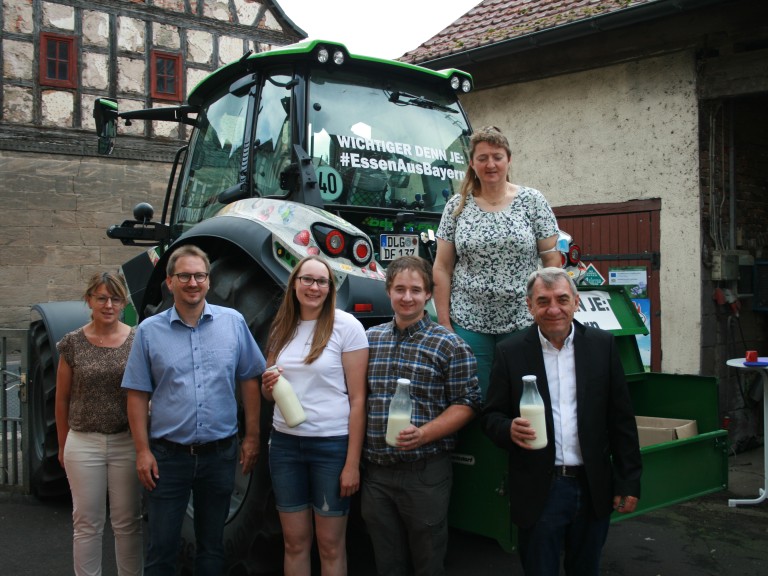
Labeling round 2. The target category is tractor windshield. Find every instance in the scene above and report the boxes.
[306,67,471,214]
[172,64,472,235]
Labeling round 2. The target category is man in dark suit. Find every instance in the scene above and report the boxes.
[481,267,641,576]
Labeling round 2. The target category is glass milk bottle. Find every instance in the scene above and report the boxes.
[385,378,413,447]
[267,366,307,428]
[520,375,548,449]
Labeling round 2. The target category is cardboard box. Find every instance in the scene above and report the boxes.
[635,416,698,448]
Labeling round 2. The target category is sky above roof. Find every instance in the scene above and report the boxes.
[275,0,480,59]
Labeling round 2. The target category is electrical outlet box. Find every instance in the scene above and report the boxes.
[712,250,750,281]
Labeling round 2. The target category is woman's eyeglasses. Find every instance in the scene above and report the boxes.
[297,276,330,288]
[90,295,126,307]
[173,272,209,283]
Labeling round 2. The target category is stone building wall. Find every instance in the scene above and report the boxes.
[0,0,303,330]
[0,150,170,327]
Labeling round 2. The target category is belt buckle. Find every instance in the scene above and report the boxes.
[189,443,200,456]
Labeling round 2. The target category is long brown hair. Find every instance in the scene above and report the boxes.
[267,256,337,364]
[453,126,512,217]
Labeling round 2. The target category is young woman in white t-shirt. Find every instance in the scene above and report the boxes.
[262,256,368,576]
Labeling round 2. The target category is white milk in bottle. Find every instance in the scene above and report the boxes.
[520,375,548,449]
[267,365,306,428]
[385,378,412,447]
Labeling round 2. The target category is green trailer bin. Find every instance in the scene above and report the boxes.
[448,285,728,551]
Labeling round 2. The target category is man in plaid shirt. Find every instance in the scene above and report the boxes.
[362,255,481,576]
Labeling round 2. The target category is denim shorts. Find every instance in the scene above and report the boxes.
[268,429,350,516]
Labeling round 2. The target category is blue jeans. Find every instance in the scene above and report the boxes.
[517,476,610,576]
[269,430,350,516]
[144,437,237,576]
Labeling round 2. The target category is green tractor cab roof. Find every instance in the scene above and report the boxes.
[187,39,473,106]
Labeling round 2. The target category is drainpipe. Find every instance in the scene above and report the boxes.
[729,101,736,250]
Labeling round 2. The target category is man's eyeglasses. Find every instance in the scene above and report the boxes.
[90,295,126,307]
[173,272,209,283]
[297,275,330,288]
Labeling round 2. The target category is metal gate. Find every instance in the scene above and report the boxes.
[1,329,29,492]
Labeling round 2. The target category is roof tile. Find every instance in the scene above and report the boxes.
[400,0,658,63]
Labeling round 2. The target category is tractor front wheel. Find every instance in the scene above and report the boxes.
[27,320,68,498]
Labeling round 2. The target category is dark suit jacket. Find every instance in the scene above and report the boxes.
[480,320,642,529]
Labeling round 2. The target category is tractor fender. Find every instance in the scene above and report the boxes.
[159,215,284,289]
[31,301,91,367]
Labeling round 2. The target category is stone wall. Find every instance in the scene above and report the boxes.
[0,150,169,328]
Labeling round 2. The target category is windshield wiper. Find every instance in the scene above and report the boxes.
[388,91,458,113]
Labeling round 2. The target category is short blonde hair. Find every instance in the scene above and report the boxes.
[83,272,128,302]
[166,245,210,276]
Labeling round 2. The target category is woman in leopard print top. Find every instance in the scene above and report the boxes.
[55,272,143,576]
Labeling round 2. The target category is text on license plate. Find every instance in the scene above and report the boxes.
[380,234,418,260]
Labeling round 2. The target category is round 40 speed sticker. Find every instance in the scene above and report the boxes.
[316,165,343,201]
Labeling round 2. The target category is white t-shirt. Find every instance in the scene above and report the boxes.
[272,309,368,437]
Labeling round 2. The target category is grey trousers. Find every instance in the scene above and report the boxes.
[361,453,452,576]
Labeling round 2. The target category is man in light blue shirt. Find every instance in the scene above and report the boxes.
[122,245,265,576]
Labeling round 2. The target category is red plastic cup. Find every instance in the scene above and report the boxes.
[746,350,758,362]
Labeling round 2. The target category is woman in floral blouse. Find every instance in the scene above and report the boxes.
[433,126,561,392]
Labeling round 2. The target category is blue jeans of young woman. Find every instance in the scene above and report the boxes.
[144,436,237,576]
[268,429,350,516]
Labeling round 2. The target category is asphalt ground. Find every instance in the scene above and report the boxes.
[1,445,765,575]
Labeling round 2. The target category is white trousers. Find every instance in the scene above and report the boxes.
[63,430,143,576]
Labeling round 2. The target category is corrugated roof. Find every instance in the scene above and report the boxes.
[400,0,661,64]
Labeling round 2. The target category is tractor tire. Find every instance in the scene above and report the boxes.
[27,319,69,498]
[160,252,283,575]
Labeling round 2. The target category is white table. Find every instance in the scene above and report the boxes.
[726,357,768,507]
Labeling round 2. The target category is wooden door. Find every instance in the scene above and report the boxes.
[554,199,662,371]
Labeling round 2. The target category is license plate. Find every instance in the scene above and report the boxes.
[379,234,418,261]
